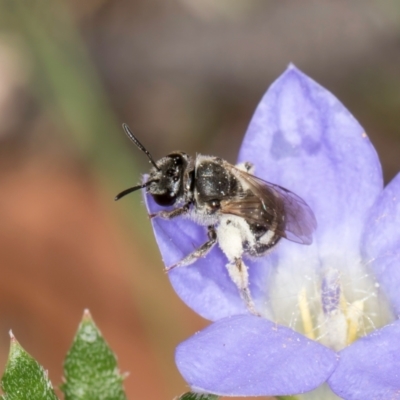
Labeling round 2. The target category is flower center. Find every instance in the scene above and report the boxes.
[266,257,394,351]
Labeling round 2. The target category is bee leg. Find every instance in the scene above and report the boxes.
[225,258,259,316]
[165,226,217,271]
[235,161,254,174]
[149,203,190,220]
[215,216,259,315]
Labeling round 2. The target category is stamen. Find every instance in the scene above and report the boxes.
[298,287,315,340]
[339,292,347,314]
[346,300,364,345]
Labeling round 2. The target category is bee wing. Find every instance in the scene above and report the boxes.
[221,167,317,245]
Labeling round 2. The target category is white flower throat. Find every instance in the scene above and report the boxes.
[266,255,394,351]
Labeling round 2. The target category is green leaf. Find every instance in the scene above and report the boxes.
[61,310,127,400]
[1,332,59,400]
[176,393,219,400]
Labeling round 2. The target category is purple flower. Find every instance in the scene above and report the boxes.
[145,66,400,399]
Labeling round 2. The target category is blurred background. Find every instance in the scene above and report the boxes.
[0,1,400,399]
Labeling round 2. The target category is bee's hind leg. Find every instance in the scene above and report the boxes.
[225,257,260,316]
[216,216,259,315]
[165,226,217,272]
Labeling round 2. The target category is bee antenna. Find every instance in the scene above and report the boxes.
[122,123,161,171]
[114,179,159,201]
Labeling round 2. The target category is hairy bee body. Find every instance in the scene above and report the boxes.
[116,124,317,314]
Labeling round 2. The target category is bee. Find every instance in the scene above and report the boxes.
[116,123,317,315]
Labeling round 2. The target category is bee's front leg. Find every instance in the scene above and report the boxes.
[149,203,190,220]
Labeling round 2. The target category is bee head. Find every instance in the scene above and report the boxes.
[115,124,191,205]
[146,152,188,206]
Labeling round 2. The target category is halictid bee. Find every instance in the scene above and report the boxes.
[116,123,317,315]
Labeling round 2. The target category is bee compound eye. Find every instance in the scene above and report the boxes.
[153,192,176,206]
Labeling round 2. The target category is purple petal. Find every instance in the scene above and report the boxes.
[361,172,400,316]
[239,65,383,253]
[144,66,384,321]
[328,320,400,399]
[176,315,338,396]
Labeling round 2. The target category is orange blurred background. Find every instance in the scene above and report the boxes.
[1,1,400,399]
